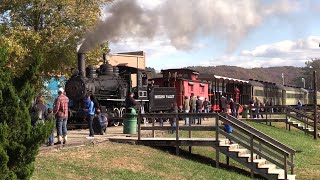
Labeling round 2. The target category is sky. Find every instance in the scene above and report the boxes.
[98,0,320,71]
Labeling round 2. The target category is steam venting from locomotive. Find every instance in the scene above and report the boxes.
[78,0,298,53]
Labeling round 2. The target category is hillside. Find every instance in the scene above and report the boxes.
[188,66,304,86]
[146,66,305,86]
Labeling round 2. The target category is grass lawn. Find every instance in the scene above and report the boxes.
[246,121,320,180]
[32,120,320,179]
[32,142,252,180]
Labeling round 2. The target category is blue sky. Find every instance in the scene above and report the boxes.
[106,0,320,71]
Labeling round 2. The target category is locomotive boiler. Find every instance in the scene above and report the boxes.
[65,53,176,126]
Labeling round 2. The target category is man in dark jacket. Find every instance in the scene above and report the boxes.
[196,96,203,125]
[229,98,236,117]
[220,96,228,113]
[189,93,197,124]
[125,92,139,111]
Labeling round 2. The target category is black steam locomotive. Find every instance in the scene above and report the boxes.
[65,53,176,126]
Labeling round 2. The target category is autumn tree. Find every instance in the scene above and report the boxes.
[0,0,110,81]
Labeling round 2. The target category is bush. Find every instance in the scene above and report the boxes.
[0,47,51,179]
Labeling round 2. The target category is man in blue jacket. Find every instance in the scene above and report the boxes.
[84,93,95,137]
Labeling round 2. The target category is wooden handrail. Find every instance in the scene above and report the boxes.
[219,114,295,175]
[224,114,296,155]
[287,114,314,127]
[286,105,314,119]
[138,112,295,175]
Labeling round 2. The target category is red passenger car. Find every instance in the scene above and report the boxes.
[199,74,251,113]
[152,69,209,109]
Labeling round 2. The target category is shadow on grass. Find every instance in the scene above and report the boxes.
[153,146,265,180]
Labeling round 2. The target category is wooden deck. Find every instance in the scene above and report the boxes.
[137,137,219,146]
[245,118,287,122]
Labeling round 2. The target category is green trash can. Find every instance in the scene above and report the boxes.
[123,108,137,134]
[242,105,248,118]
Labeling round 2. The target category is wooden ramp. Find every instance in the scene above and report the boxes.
[137,112,296,180]
[218,139,295,180]
[138,137,218,146]
[285,106,320,138]
[245,105,320,139]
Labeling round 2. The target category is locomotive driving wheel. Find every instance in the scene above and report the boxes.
[112,108,121,126]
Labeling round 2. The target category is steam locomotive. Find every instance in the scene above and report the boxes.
[65,53,176,126]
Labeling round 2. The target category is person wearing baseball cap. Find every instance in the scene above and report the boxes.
[53,87,69,144]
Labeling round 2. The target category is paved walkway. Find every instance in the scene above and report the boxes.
[39,124,137,152]
[39,118,218,152]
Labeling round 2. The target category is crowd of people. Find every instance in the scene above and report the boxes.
[248,97,276,119]
[30,88,69,146]
[30,88,107,146]
[32,87,302,145]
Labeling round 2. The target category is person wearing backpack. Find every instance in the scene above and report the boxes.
[297,100,302,110]
[53,88,69,144]
[31,96,47,126]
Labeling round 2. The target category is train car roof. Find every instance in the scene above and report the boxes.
[248,80,268,87]
[248,79,307,92]
[161,68,200,74]
[199,74,249,84]
[300,88,310,92]
[151,77,209,84]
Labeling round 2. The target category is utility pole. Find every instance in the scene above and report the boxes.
[314,71,318,140]
[281,73,284,85]
[302,78,305,88]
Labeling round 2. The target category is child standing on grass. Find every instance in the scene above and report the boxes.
[46,108,55,146]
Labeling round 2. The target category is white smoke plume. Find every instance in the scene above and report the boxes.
[78,0,299,53]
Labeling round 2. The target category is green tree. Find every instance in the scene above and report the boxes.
[0,0,110,80]
[0,46,52,179]
[303,59,320,90]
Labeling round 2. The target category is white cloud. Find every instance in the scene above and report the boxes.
[109,36,178,66]
[202,36,320,68]
[137,0,163,9]
[241,36,320,57]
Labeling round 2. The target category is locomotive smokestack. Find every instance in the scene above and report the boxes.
[78,53,86,77]
[103,53,106,64]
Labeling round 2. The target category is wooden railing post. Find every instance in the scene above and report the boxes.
[284,153,288,180]
[291,154,294,174]
[138,114,141,141]
[189,112,192,153]
[304,116,307,135]
[285,110,288,130]
[250,134,254,178]
[152,117,155,138]
[215,113,220,168]
[265,108,268,125]
[288,110,291,131]
[176,112,180,155]
[314,70,318,140]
